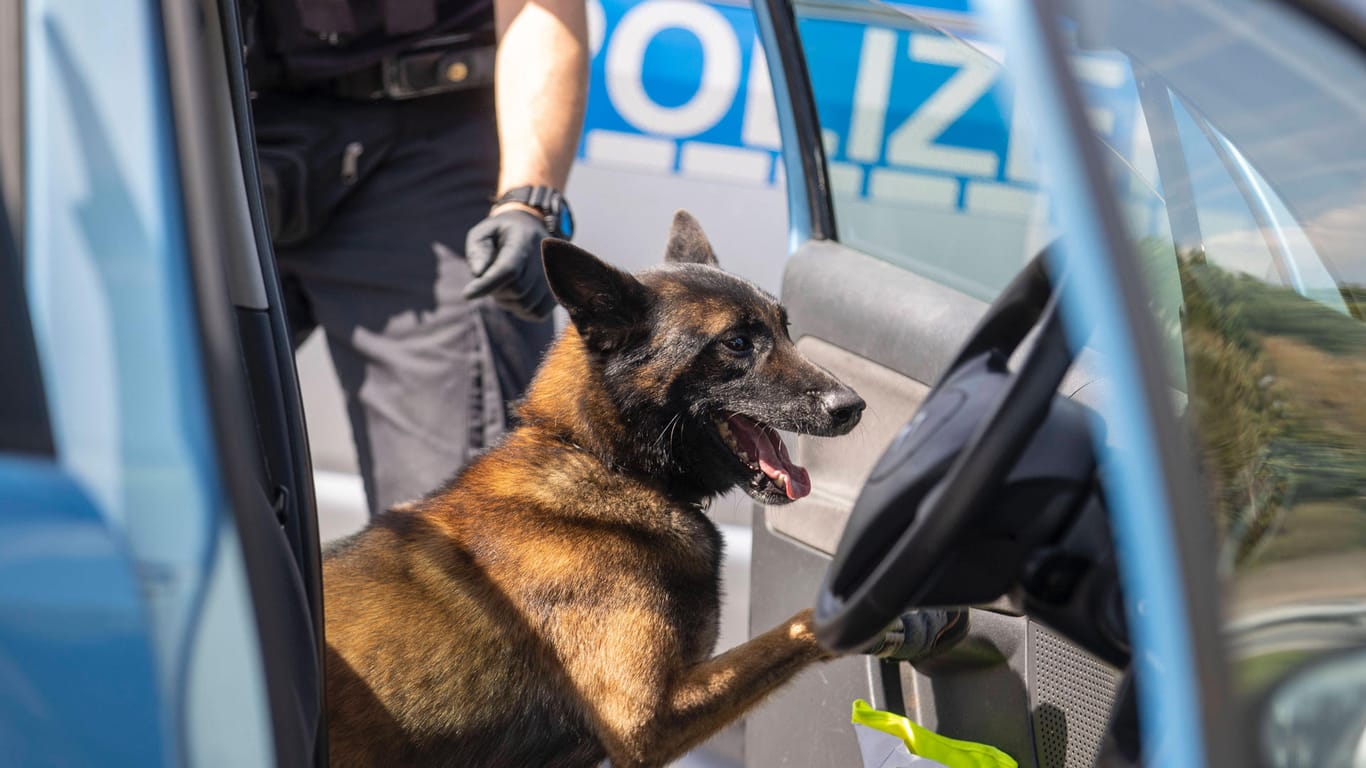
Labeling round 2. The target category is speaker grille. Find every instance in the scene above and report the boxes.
[1029,624,1120,768]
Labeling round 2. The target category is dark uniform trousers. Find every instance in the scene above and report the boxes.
[256,87,555,515]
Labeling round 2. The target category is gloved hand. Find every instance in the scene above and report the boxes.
[461,208,558,321]
[863,609,968,661]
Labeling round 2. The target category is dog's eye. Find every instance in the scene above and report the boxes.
[721,335,753,354]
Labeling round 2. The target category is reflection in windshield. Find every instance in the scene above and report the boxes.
[1178,259,1366,569]
[1167,95,1353,317]
[1073,0,1366,760]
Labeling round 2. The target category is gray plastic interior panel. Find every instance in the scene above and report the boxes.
[1026,622,1120,768]
[746,514,889,768]
[749,509,1120,768]
[899,609,1039,761]
[895,610,1121,768]
[771,241,1106,554]
[769,239,982,554]
[782,240,988,387]
[749,521,1120,768]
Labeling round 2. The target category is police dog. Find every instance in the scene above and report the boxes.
[323,211,866,767]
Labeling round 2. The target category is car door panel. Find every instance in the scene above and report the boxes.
[0,462,169,766]
[746,519,883,767]
[18,1,325,764]
[1,124,167,764]
[753,254,1123,768]
[769,239,983,553]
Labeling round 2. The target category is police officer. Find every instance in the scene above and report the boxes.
[245,0,588,515]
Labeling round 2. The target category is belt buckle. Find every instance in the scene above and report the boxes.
[380,56,427,100]
[379,33,491,100]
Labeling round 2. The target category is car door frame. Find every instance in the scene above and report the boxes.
[157,0,329,763]
[753,0,835,245]
[979,3,1239,764]
[751,0,1247,765]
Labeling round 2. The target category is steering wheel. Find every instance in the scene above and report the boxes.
[814,251,1098,653]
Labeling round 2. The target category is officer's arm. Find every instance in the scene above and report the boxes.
[492,0,589,195]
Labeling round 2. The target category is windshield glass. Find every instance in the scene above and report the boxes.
[1063,1,1366,763]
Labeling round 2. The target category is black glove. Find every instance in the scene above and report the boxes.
[863,609,968,661]
[461,209,558,321]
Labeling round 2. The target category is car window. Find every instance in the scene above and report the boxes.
[794,2,1045,300]
[791,0,1180,310]
[1065,1,1366,763]
[791,1,1048,300]
[1168,94,1351,316]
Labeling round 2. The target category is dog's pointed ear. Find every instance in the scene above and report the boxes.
[664,210,719,267]
[542,238,653,354]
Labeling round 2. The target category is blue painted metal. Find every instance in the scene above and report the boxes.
[583,0,778,171]
[0,458,167,766]
[975,1,1208,764]
[580,2,1137,197]
[20,0,260,763]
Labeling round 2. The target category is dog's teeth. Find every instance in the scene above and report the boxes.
[718,421,746,454]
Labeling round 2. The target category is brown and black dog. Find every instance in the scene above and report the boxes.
[322,211,867,767]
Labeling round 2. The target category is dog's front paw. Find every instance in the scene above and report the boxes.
[784,609,839,661]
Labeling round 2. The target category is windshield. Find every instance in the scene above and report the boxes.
[1063,1,1366,764]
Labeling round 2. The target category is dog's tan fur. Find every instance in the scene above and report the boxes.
[323,212,862,767]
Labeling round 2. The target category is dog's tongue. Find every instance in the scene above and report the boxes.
[727,416,812,500]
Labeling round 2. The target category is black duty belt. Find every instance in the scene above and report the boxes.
[329,32,495,100]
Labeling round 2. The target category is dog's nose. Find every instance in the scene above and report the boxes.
[820,388,866,431]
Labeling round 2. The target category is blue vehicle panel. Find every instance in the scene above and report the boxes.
[581,0,783,185]
[16,1,275,764]
[0,459,167,767]
[579,0,1143,219]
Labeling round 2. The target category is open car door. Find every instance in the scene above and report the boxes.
[744,1,1243,766]
[745,3,1122,764]
[750,0,1366,766]
[12,0,325,764]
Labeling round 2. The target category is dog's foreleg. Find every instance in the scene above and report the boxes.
[593,608,833,768]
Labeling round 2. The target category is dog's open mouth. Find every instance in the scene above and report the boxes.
[715,415,812,501]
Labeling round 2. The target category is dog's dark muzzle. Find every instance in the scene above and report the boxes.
[811,385,865,436]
